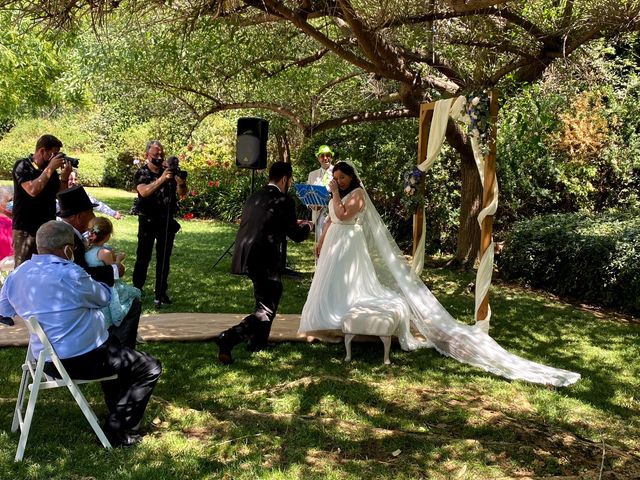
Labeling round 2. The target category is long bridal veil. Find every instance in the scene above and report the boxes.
[360,187,580,387]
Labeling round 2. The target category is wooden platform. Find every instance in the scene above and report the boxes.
[0,313,347,348]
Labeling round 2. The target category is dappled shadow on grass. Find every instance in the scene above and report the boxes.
[136,342,640,478]
[121,227,316,315]
[2,241,639,477]
[1,339,639,479]
[425,267,640,422]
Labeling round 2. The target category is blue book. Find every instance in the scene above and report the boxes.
[295,183,330,207]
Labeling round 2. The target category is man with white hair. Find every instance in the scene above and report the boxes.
[0,220,162,447]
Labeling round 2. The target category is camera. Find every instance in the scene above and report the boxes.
[166,156,187,180]
[59,153,80,168]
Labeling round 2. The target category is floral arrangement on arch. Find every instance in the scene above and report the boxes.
[460,91,492,156]
[400,165,424,216]
[403,166,423,197]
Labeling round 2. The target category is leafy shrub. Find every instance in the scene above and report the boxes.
[497,211,640,313]
[75,153,107,186]
[497,82,640,230]
[177,152,262,222]
[171,116,251,221]
[0,112,103,179]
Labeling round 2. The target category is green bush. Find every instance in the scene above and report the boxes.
[75,153,107,186]
[0,112,103,179]
[103,151,139,191]
[497,211,640,313]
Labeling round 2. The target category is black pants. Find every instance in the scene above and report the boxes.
[108,298,142,349]
[221,273,283,350]
[44,335,162,432]
[132,215,178,299]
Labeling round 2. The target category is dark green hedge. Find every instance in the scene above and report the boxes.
[497,211,640,314]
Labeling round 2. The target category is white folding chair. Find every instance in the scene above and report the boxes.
[11,315,117,462]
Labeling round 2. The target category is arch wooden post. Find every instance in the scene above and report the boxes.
[413,102,435,256]
[476,90,499,322]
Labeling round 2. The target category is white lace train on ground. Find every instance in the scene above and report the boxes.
[360,190,580,387]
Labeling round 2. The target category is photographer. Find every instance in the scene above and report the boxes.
[132,140,187,307]
[11,134,73,267]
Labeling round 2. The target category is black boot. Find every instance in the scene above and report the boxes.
[213,331,236,365]
[247,321,275,352]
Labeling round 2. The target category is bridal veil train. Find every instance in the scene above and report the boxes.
[300,180,580,387]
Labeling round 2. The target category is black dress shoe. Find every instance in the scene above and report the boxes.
[103,425,143,448]
[159,294,172,305]
[213,335,233,365]
[281,267,301,278]
[0,315,14,326]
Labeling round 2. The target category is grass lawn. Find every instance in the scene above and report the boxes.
[0,187,639,478]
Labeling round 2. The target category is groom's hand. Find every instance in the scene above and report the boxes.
[297,219,314,231]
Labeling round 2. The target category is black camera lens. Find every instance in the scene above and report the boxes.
[60,153,80,168]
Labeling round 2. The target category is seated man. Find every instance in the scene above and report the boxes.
[57,185,141,348]
[0,220,161,447]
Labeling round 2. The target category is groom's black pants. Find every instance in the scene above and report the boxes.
[221,273,283,350]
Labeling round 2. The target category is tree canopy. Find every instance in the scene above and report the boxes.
[3,0,639,264]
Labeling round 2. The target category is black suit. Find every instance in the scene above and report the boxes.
[223,184,310,350]
[71,229,141,349]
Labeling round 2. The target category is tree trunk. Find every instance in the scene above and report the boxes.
[455,151,482,268]
[446,120,482,269]
[275,131,291,163]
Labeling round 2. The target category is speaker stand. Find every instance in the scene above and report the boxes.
[213,169,257,269]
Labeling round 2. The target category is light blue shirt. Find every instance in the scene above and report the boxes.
[0,254,111,360]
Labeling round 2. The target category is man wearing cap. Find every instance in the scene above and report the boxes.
[57,185,142,348]
[12,134,73,267]
[307,145,334,242]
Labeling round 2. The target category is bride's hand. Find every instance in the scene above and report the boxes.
[328,180,338,196]
[315,242,322,258]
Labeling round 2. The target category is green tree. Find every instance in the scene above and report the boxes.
[6,0,640,266]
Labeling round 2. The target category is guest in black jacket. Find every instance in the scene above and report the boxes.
[214,162,313,364]
[58,186,142,348]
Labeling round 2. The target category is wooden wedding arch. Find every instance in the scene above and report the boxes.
[412,91,499,330]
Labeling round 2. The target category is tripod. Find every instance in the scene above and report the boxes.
[213,169,257,269]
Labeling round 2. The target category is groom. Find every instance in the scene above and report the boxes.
[213,162,313,365]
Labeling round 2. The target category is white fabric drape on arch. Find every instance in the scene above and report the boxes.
[410,96,497,332]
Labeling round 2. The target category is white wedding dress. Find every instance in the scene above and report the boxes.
[299,188,580,387]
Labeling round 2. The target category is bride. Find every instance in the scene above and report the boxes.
[299,161,580,387]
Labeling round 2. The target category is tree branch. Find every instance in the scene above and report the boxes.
[264,48,330,77]
[336,0,413,84]
[307,108,415,135]
[243,0,380,75]
[560,0,574,31]
[315,72,361,97]
[199,101,306,130]
[445,39,540,63]
[397,47,466,88]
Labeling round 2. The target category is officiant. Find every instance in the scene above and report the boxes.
[307,145,334,242]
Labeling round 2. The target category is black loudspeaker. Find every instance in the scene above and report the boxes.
[236,117,268,169]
